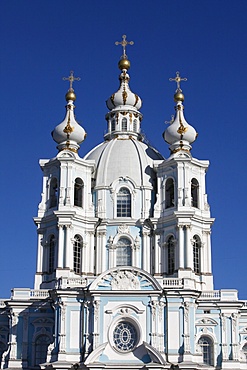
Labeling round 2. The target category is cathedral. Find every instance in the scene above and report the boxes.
[0,36,247,370]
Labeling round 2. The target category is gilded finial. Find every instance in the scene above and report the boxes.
[115,34,134,59]
[169,71,187,92]
[63,71,80,101]
[63,71,81,91]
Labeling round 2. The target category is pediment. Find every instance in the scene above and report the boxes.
[57,150,76,159]
[196,317,218,326]
[32,318,54,326]
[84,341,166,365]
[90,267,162,292]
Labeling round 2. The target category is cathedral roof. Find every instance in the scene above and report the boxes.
[84,138,163,188]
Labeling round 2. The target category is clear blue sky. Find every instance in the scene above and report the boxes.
[0,1,246,299]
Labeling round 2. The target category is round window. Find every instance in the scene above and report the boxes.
[113,321,137,352]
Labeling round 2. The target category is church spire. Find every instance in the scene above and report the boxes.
[163,72,197,156]
[105,35,143,140]
[52,71,86,153]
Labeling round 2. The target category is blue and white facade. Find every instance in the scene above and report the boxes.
[0,49,247,370]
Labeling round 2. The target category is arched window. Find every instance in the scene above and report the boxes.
[117,188,131,217]
[34,335,50,366]
[73,235,83,274]
[193,235,201,273]
[49,177,58,208]
[167,236,175,275]
[191,178,199,208]
[165,178,174,209]
[198,336,214,365]
[74,178,83,207]
[111,119,116,132]
[122,117,127,131]
[48,235,55,274]
[116,237,132,266]
[133,119,137,132]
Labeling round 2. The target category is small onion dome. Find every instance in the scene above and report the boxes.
[163,97,197,153]
[52,95,86,152]
[106,59,142,111]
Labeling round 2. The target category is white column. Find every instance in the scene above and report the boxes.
[206,231,212,273]
[36,231,44,272]
[88,231,95,273]
[9,312,18,361]
[65,224,71,269]
[96,231,106,274]
[142,230,150,272]
[150,300,157,349]
[178,225,184,269]
[154,231,161,274]
[183,301,191,354]
[231,313,239,361]
[109,244,116,269]
[57,225,64,268]
[93,299,100,350]
[220,313,228,361]
[21,313,29,367]
[58,302,66,358]
[161,241,167,275]
[66,164,72,206]
[185,225,192,269]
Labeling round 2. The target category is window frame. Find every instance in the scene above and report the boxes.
[48,235,55,274]
[73,235,83,274]
[116,187,131,218]
[193,235,201,273]
[167,235,175,275]
[165,178,175,209]
[116,237,132,267]
[191,178,199,208]
[34,334,50,366]
[198,335,214,366]
[74,177,84,207]
[49,177,58,209]
[122,117,127,131]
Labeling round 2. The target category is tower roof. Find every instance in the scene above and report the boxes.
[163,72,198,156]
[51,71,86,153]
[106,35,142,111]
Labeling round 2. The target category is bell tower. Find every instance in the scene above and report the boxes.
[33,72,96,290]
[156,72,215,290]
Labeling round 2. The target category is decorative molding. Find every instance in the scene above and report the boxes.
[117,224,130,234]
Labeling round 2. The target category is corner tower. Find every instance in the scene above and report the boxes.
[34,72,96,289]
[157,72,215,290]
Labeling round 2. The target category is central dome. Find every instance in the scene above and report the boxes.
[84,138,163,188]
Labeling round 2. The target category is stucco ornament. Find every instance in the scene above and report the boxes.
[111,270,140,290]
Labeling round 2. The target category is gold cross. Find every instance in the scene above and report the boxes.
[169,71,187,91]
[63,71,81,90]
[115,35,134,58]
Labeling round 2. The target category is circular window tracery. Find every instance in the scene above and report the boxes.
[113,321,137,352]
